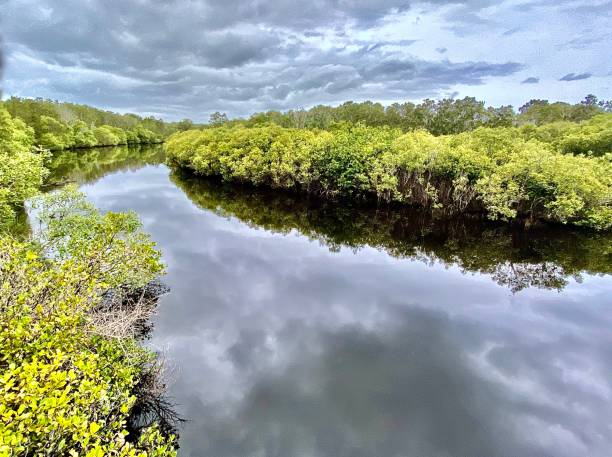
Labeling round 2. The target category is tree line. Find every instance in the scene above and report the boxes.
[207,94,612,135]
[1,97,190,150]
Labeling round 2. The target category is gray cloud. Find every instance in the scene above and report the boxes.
[521,77,539,84]
[560,72,592,81]
[1,0,608,120]
[559,32,612,50]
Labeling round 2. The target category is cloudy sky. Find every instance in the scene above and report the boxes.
[1,0,610,121]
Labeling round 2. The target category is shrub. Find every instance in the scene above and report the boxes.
[521,113,612,156]
[0,189,176,456]
[165,123,612,229]
[0,239,175,456]
[37,115,74,150]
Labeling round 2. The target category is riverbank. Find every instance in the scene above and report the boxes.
[164,120,612,230]
[171,169,612,292]
[0,189,178,456]
[0,104,178,455]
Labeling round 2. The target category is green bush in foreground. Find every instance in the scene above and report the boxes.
[165,123,612,230]
[0,189,176,456]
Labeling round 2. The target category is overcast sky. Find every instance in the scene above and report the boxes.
[1,0,610,121]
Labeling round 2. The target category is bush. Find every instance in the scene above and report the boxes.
[165,124,612,229]
[37,115,74,150]
[131,126,161,144]
[0,189,175,456]
[521,113,612,156]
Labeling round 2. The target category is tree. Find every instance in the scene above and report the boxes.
[176,118,194,132]
[484,105,515,128]
[598,99,612,112]
[209,111,229,126]
[423,97,487,135]
[93,125,121,146]
[0,107,47,225]
[71,120,97,148]
[2,96,186,143]
[38,115,74,150]
[518,99,549,115]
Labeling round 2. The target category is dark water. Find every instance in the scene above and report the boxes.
[47,146,612,457]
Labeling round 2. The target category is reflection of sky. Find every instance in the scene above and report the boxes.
[80,164,612,457]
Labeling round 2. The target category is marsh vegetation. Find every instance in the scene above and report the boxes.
[0,93,611,455]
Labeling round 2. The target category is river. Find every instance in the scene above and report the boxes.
[45,145,612,457]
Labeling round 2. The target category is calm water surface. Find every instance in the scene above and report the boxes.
[47,146,612,457]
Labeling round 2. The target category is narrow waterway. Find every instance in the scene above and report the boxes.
[46,146,612,457]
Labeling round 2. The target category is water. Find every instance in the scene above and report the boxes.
[47,146,612,457]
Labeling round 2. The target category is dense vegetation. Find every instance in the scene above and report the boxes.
[0,106,47,227]
[1,97,190,151]
[211,94,612,135]
[0,106,177,455]
[172,171,612,292]
[1,91,611,454]
[165,114,612,230]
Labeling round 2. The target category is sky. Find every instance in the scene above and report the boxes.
[1,0,610,121]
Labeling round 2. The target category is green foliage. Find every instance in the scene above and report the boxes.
[0,240,174,456]
[475,145,611,228]
[3,96,180,137]
[521,113,612,156]
[32,187,164,289]
[220,95,607,136]
[38,115,75,150]
[130,126,162,144]
[94,125,122,146]
[0,103,175,453]
[166,123,612,229]
[237,98,510,134]
[517,98,604,125]
[0,189,175,456]
[0,107,48,226]
[72,120,98,148]
[315,123,399,195]
[1,97,171,152]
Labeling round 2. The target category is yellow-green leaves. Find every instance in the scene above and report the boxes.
[166,123,612,230]
[31,187,164,289]
[0,223,174,455]
[521,113,612,156]
[0,107,48,228]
